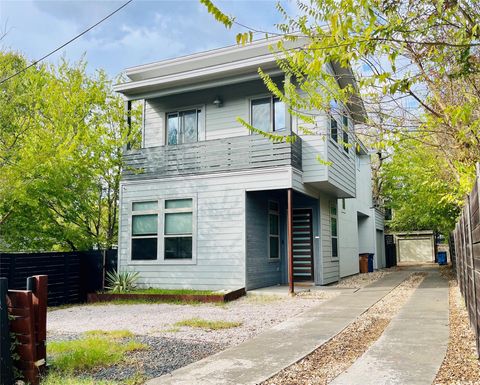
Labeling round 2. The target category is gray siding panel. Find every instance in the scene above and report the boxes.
[118,168,293,290]
[320,192,340,284]
[143,78,283,147]
[375,207,385,230]
[327,139,356,197]
[245,191,284,290]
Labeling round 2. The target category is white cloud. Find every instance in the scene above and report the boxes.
[0,0,283,76]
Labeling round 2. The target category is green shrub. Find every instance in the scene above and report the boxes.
[105,270,139,293]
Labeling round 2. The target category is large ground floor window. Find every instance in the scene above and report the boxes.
[130,198,194,262]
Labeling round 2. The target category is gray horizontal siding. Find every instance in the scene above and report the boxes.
[118,168,293,290]
[326,139,356,197]
[245,191,284,290]
[320,193,340,284]
[294,92,328,184]
[375,207,385,230]
[301,135,328,183]
[143,77,284,147]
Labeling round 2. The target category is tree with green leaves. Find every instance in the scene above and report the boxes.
[0,51,140,251]
[381,139,464,235]
[201,0,480,234]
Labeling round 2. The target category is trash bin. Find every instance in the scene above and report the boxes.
[359,254,369,273]
[368,253,374,272]
[437,251,447,265]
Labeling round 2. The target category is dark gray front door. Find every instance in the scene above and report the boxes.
[292,209,314,281]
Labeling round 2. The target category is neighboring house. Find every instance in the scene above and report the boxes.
[337,143,385,277]
[114,38,382,291]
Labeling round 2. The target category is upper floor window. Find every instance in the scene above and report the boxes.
[251,96,286,132]
[330,203,338,258]
[342,113,349,153]
[330,116,338,142]
[167,109,204,145]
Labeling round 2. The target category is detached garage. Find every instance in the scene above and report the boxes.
[395,231,435,263]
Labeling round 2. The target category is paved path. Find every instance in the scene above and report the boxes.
[146,271,411,385]
[331,267,449,385]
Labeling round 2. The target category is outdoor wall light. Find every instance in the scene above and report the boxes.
[213,97,223,107]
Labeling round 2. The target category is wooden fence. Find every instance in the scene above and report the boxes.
[453,165,480,358]
[1,275,48,385]
[0,250,117,306]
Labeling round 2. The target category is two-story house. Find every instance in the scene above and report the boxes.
[114,38,377,292]
[337,142,385,277]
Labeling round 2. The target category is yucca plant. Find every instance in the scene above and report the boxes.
[105,270,140,293]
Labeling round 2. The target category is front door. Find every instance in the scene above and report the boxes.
[292,208,314,281]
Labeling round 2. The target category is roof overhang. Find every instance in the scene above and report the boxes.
[330,62,367,124]
[115,37,368,122]
[114,55,281,100]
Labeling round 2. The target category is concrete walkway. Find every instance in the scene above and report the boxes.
[331,267,449,385]
[146,271,411,385]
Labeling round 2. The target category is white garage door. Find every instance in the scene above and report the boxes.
[398,238,433,262]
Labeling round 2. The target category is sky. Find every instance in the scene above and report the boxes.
[0,0,290,77]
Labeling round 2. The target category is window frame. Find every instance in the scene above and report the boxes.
[165,105,205,146]
[164,198,194,261]
[128,196,197,265]
[330,115,339,143]
[330,201,339,260]
[267,200,281,261]
[249,95,287,133]
[341,112,349,153]
[130,200,159,262]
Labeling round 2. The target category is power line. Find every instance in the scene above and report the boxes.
[0,0,134,85]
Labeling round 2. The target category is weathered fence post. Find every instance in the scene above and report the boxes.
[455,164,480,358]
[466,174,480,357]
[0,278,13,385]
[27,275,48,372]
[102,249,107,290]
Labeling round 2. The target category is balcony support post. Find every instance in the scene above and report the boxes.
[287,188,294,295]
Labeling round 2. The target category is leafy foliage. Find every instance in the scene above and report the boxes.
[0,51,141,251]
[105,270,140,293]
[202,0,480,234]
[381,140,467,235]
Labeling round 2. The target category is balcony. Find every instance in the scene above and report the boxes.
[122,134,302,180]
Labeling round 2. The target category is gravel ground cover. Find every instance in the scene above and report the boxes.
[47,294,326,383]
[332,270,391,289]
[264,272,426,385]
[48,295,324,346]
[90,335,225,381]
[45,332,224,383]
[434,268,480,384]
